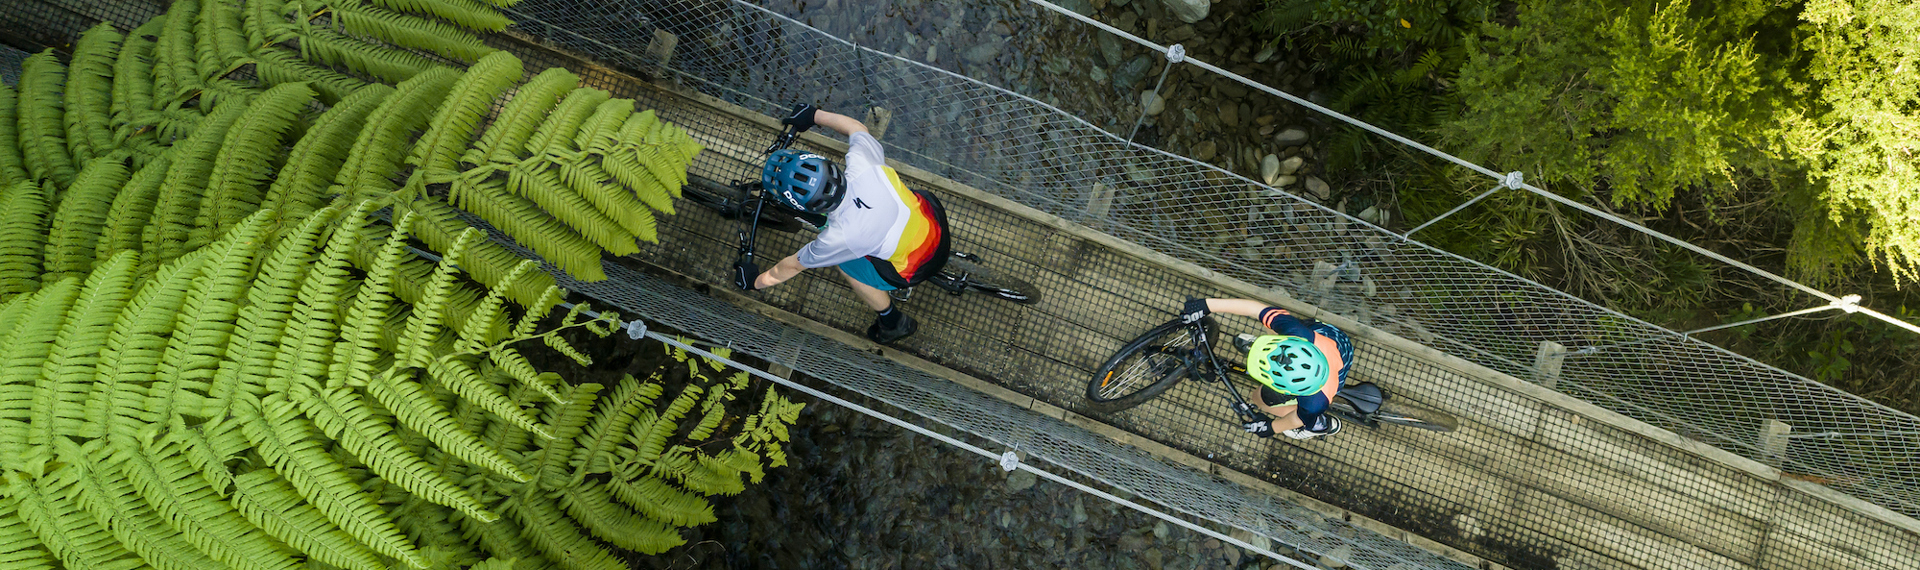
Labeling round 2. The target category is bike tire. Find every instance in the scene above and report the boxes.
[943,256,1041,305]
[1087,318,1200,413]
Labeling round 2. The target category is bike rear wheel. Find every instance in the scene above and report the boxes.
[1087,318,1201,413]
[943,255,1040,305]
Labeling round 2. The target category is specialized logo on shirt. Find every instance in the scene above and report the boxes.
[853,198,872,210]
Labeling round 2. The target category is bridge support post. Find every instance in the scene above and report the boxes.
[1533,341,1566,390]
[645,30,678,75]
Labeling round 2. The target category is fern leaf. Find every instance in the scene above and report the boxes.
[146,211,272,422]
[110,19,164,145]
[43,156,131,283]
[397,227,476,368]
[224,459,389,570]
[570,376,662,481]
[92,155,168,265]
[64,25,120,167]
[0,278,81,456]
[28,251,134,446]
[567,98,633,157]
[631,384,702,466]
[252,46,366,103]
[54,438,225,570]
[206,205,339,412]
[409,51,522,180]
[264,202,374,395]
[530,382,601,489]
[370,365,531,482]
[107,429,307,570]
[17,52,75,190]
[452,254,530,351]
[399,197,560,309]
[332,67,459,200]
[0,84,30,187]
[157,0,202,97]
[505,165,639,255]
[262,83,392,220]
[290,381,498,522]
[0,181,52,299]
[141,97,251,270]
[489,346,566,404]
[452,176,607,280]
[0,491,59,569]
[331,1,496,62]
[606,473,716,527]
[299,23,442,84]
[524,88,610,160]
[560,161,655,241]
[475,67,577,164]
[195,82,316,239]
[237,394,428,568]
[501,489,626,570]
[365,0,512,32]
[3,468,145,570]
[561,482,685,554]
[333,210,415,392]
[600,145,677,213]
[84,248,209,440]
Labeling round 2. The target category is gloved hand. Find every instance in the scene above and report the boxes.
[1180,297,1211,323]
[732,260,760,291]
[1243,419,1276,438]
[782,103,820,133]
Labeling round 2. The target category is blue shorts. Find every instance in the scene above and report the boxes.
[837,257,897,291]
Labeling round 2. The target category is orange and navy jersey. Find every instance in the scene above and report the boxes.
[794,133,949,286]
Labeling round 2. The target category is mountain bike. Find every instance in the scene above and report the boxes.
[1085,313,1456,433]
[678,124,1039,305]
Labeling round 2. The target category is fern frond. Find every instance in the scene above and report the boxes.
[92,155,168,265]
[505,165,639,255]
[524,88,610,160]
[606,473,716,527]
[299,23,441,84]
[452,176,607,280]
[207,205,339,411]
[332,67,459,200]
[530,382,601,489]
[290,381,498,522]
[331,1,496,62]
[599,144,678,213]
[85,248,209,438]
[110,19,163,145]
[54,438,224,570]
[157,0,202,97]
[196,82,316,238]
[488,346,566,404]
[501,490,626,570]
[141,98,251,270]
[333,210,415,391]
[684,387,728,441]
[559,161,655,241]
[631,384,702,466]
[17,52,76,190]
[109,429,307,570]
[0,487,60,569]
[0,84,29,186]
[408,51,522,179]
[561,482,685,554]
[369,365,532,482]
[570,376,662,481]
[365,0,513,32]
[3,468,145,570]
[146,211,272,423]
[475,68,577,164]
[229,466,388,570]
[237,394,428,568]
[244,0,292,47]
[65,24,121,166]
[396,227,475,368]
[427,355,543,435]
[28,251,134,445]
[43,158,131,282]
[0,278,82,453]
[399,198,560,309]
[262,83,392,220]
[0,181,52,299]
[265,202,373,395]
[567,98,633,157]
[252,46,367,103]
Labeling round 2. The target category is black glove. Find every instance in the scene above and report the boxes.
[782,103,820,133]
[1180,297,1211,323]
[1243,419,1276,438]
[732,260,760,291]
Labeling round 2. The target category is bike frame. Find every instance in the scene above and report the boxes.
[1179,317,1271,425]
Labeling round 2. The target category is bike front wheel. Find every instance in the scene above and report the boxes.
[942,255,1040,305]
[1087,318,1201,413]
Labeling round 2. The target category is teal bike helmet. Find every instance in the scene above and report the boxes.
[1246,335,1328,395]
[762,149,846,213]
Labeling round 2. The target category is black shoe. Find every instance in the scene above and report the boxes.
[867,312,918,343]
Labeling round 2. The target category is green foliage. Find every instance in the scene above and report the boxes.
[43,157,131,283]
[65,24,123,167]
[0,84,28,186]
[17,52,76,191]
[0,181,51,299]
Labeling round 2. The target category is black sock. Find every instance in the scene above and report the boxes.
[876,306,903,328]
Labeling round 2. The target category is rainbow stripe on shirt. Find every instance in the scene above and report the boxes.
[881,166,942,281]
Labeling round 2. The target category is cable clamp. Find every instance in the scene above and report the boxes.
[625,319,648,340]
[1502,171,1525,189]
[999,450,1021,472]
[1165,44,1186,64]
[1833,294,1862,314]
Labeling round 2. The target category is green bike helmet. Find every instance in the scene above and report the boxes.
[1246,335,1328,396]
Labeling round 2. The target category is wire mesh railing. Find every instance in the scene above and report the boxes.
[501,0,1920,519]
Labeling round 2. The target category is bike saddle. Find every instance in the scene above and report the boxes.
[1338,382,1385,415]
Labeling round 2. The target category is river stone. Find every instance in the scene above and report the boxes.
[1165,24,1196,43]
[1099,33,1123,67]
[1119,533,1150,552]
[1158,0,1209,23]
[1320,545,1352,568]
[1113,0,1130,5]
[1153,520,1170,539]
[1057,0,1093,15]
[1113,56,1153,91]
[964,41,1001,65]
[1144,548,1166,570]
[1279,155,1303,175]
[1275,127,1309,146]
[1255,43,1277,63]
[1193,140,1216,161]
[1116,10,1138,32]
[1260,154,1281,185]
[1305,175,1330,200]
[1042,55,1072,75]
[1141,90,1166,116]
[1182,107,1200,124]
[1219,103,1238,126]
[1273,174,1297,187]
[1005,469,1037,492]
[1090,66,1108,82]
